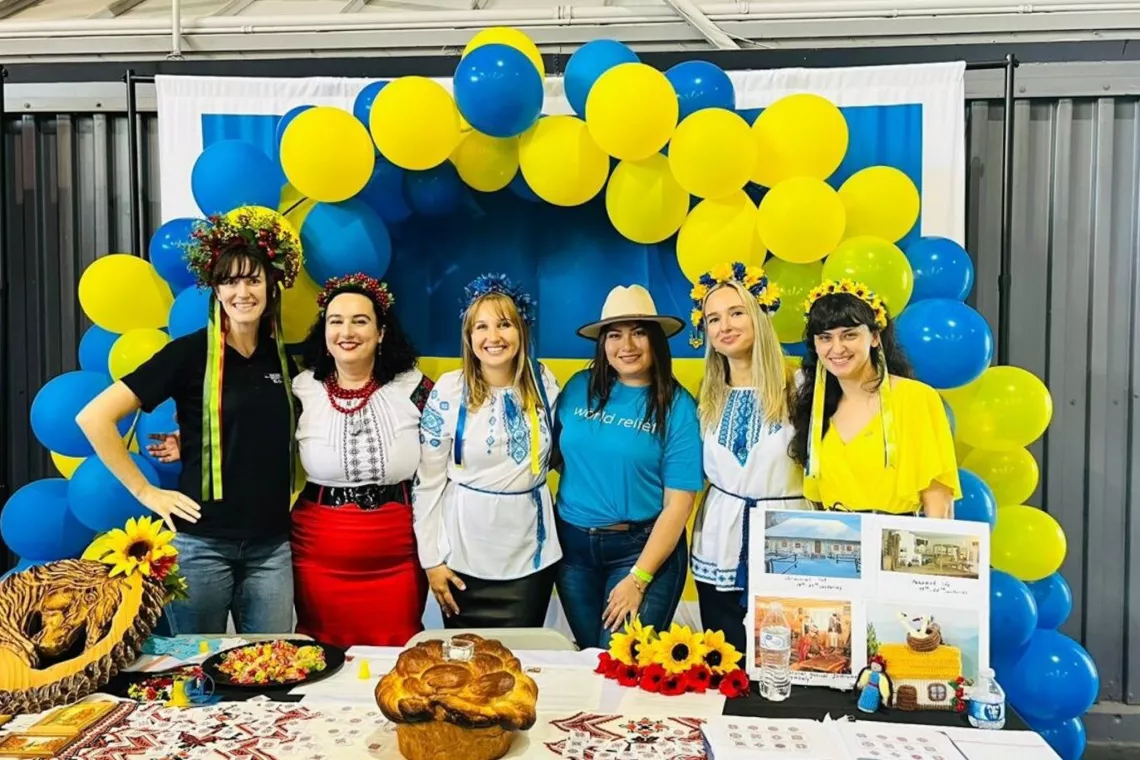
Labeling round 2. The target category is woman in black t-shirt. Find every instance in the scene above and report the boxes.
[76,211,300,635]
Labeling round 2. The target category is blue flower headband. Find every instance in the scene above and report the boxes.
[461,273,536,325]
[688,261,782,348]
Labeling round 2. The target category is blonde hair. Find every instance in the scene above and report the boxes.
[697,280,789,433]
[461,292,543,411]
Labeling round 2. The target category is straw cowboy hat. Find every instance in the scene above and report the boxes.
[576,284,685,340]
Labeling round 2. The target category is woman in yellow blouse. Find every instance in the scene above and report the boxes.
[788,280,959,517]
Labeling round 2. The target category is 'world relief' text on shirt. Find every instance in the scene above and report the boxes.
[555,371,704,528]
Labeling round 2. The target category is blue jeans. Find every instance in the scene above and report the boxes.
[555,518,687,650]
[165,533,294,635]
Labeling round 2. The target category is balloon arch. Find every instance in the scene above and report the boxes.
[0,30,1096,758]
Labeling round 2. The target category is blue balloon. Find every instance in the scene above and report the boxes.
[737,107,762,125]
[1003,629,1099,723]
[564,39,639,118]
[1031,717,1086,760]
[955,468,997,525]
[1029,573,1074,630]
[275,105,314,155]
[78,325,119,375]
[666,60,735,121]
[508,172,542,204]
[301,198,392,284]
[359,156,412,225]
[782,341,807,358]
[454,44,543,138]
[0,479,96,561]
[353,82,387,130]
[0,557,49,582]
[905,236,975,302]
[168,286,211,339]
[406,164,464,217]
[30,371,130,457]
[68,453,158,533]
[136,399,182,485]
[191,140,280,217]
[895,299,993,389]
[149,217,199,293]
[990,569,1038,654]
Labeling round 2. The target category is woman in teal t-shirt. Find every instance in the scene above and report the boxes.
[554,285,704,649]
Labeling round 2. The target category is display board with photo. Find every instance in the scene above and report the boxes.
[746,509,990,697]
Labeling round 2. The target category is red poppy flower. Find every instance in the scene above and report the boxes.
[955,702,966,713]
[617,665,641,688]
[685,665,712,694]
[639,663,666,693]
[660,674,687,696]
[595,652,617,678]
[718,669,751,699]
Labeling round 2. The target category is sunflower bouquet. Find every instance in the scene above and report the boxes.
[595,618,751,699]
[82,516,190,604]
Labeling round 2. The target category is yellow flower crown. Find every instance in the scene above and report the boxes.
[687,261,782,349]
[803,279,889,329]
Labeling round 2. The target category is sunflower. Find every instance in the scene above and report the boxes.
[84,516,177,578]
[648,623,707,675]
[609,617,656,667]
[701,629,743,675]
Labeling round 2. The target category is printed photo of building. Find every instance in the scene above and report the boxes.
[881,529,981,579]
[763,511,863,579]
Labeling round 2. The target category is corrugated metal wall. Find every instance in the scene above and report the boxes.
[2,98,1138,705]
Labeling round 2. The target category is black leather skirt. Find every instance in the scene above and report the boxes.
[444,566,557,629]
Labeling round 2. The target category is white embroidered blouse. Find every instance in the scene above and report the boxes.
[412,367,562,581]
[293,368,430,488]
[691,388,808,591]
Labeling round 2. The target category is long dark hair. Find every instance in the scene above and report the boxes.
[302,287,419,385]
[587,320,677,439]
[789,293,913,467]
[209,247,283,326]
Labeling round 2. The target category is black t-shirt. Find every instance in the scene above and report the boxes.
[121,327,296,541]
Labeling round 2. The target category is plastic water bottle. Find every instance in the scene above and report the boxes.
[967,667,1006,729]
[758,602,792,701]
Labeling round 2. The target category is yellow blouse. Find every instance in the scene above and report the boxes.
[803,376,961,514]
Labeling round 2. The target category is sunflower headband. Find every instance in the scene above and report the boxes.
[687,261,782,349]
[183,209,301,290]
[803,279,888,329]
[318,273,394,315]
[460,273,536,325]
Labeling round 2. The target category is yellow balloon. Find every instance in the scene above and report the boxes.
[109,328,171,380]
[518,116,609,207]
[954,439,975,464]
[370,77,462,171]
[282,267,322,345]
[451,132,519,193]
[955,366,1053,451]
[991,505,1067,582]
[668,108,757,200]
[838,165,920,243]
[78,254,174,333]
[756,178,845,264]
[962,447,1040,507]
[606,154,689,244]
[281,106,375,203]
[751,93,849,187]
[821,236,914,316]
[586,63,678,161]
[462,27,545,80]
[278,182,305,214]
[676,193,765,284]
[51,451,84,479]
[765,257,824,343]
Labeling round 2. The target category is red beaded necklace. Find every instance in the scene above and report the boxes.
[323,374,380,415]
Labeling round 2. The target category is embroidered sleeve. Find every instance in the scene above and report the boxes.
[412,372,456,569]
[410,374,435,413]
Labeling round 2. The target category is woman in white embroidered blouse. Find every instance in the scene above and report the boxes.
[413,273,561,628]
[291,274,433,648]
[689,263,807,655]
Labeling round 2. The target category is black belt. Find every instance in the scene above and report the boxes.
[301,481,410,509]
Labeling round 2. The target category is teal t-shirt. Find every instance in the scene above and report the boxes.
[555,370,704,528]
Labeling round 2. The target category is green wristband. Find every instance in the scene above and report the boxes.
[631,566,654,584]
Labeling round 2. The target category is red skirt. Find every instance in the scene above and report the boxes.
[291,496,427,647]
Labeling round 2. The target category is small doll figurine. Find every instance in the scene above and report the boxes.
[854,655,893,713]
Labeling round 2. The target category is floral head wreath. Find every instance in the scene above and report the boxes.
[460,273,536,325]
[803,279,888,329]
[183,208,302,290]
[687,261,782,349]
[318,273,395,315]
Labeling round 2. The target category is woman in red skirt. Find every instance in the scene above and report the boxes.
[290,273,432,647]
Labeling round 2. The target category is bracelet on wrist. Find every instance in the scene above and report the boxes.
[631,566,654,585]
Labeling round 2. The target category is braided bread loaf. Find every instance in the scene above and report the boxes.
[376,634,538,760]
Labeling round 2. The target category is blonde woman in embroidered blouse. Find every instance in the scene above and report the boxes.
[413,274,561,629]
[789,281,959,517]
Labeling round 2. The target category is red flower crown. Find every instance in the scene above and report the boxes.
[317,273,395,315]
[184,210,301,289]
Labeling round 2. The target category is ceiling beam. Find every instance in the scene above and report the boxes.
[659,0,740,49]
[86,0,146,19]
[0,0,44,21]
[340,0,367,11]
[210,0,255,15]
